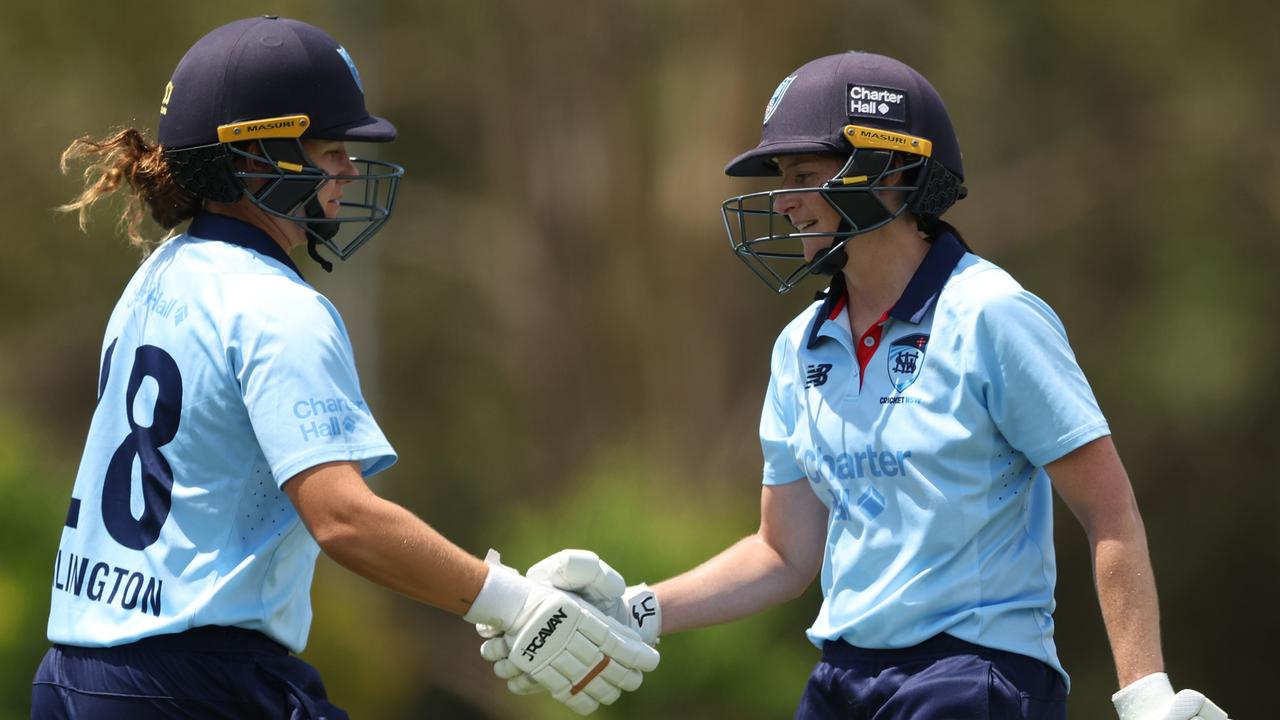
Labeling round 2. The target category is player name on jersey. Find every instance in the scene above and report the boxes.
[51,550,163,617]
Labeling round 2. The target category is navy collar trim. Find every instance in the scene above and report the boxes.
[805,272,848,349]
[888,230,966,324]
[187,212,302,277]
[804,231,967,350]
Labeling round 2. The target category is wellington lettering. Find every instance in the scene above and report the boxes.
[52,550,163,617]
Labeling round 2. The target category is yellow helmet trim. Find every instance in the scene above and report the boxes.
[216,115,311,143]
[843,125,932,157]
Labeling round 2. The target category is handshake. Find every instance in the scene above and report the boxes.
[463,550,661,715]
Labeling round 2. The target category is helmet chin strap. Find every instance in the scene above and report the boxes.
[810,245,848,276]
[302,196,335,273]
[808,220,851,276]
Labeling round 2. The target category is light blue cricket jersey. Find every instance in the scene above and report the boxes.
[760,232,1109,684]
[47,212,396,653]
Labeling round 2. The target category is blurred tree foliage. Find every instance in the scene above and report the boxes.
[2,0,1276,717]
[0,418,68,715]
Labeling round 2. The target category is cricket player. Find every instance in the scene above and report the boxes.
[33,16,656,718]
[483,52,1229,720]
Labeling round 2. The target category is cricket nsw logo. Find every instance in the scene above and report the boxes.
[763,74,797,124]
[887,334,928,392]
[848,84,908,123]
[336,46,364,93]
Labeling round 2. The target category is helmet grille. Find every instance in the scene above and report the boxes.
[909,160,964,219]
[163,144,243,203]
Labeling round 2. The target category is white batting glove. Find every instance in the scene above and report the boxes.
[473,552,546,696]
[527,549,662,645]
[1112,672,1230,720]
[476,622,545,695]
[466,550,660,715]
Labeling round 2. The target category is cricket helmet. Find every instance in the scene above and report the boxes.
[721,51,966,293]
[159,16,403,270]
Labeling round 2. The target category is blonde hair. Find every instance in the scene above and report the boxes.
[59,128,201,250]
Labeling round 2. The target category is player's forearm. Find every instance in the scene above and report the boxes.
[286,462,489,615]
[1047,439,1166,689]
[1090,504,1165,687]
[311,494,488,615]
[653,532,814,634]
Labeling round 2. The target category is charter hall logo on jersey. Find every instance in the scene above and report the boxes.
[294,396,360,441]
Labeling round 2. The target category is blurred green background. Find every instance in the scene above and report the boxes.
[2,1,1276,717]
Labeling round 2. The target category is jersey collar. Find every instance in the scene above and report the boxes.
[187,211,302,277]
[805,230,968,350]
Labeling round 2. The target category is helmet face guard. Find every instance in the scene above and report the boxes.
[722,125,939,294]
[168,114,403,271]
[226,134,402,269]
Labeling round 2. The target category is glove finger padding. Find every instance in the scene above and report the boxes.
[577,674,623,705]
[507,591,659,703]
[479,635,510,662]
[1166,690,1229,720]
[525,550,663,646]
[549,686,600,716]
[596,623,660,672]
[480,636,545,695]
[469,550,657,714]
[503,670,544,696]
[527,549,627,607]
[481,624,641,695]
[597,657,644,692]
[571,603,660,672]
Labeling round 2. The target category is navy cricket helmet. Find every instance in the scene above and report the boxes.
[159,16,403,270]
[721,51,966,293]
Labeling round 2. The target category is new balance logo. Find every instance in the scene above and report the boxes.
[805,363,833,388]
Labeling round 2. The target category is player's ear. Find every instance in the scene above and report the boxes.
[230,142,272,191]
[878,153,914,187]
[228,142,266,172]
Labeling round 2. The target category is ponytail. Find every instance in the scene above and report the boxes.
[59,128,201,251]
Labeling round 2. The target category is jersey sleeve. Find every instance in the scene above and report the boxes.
[227,283,396,485]
[760,330,807,485]
[974,289,1110,467]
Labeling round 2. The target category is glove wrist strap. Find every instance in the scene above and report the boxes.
[1112,671,1173,720]
[463,563,527,629]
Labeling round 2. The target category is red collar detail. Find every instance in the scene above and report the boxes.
[827,290,848,321]
[855,311,891,385]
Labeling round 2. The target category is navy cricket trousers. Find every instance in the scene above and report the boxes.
[795,634,1067,720]
[31,625,348,719]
